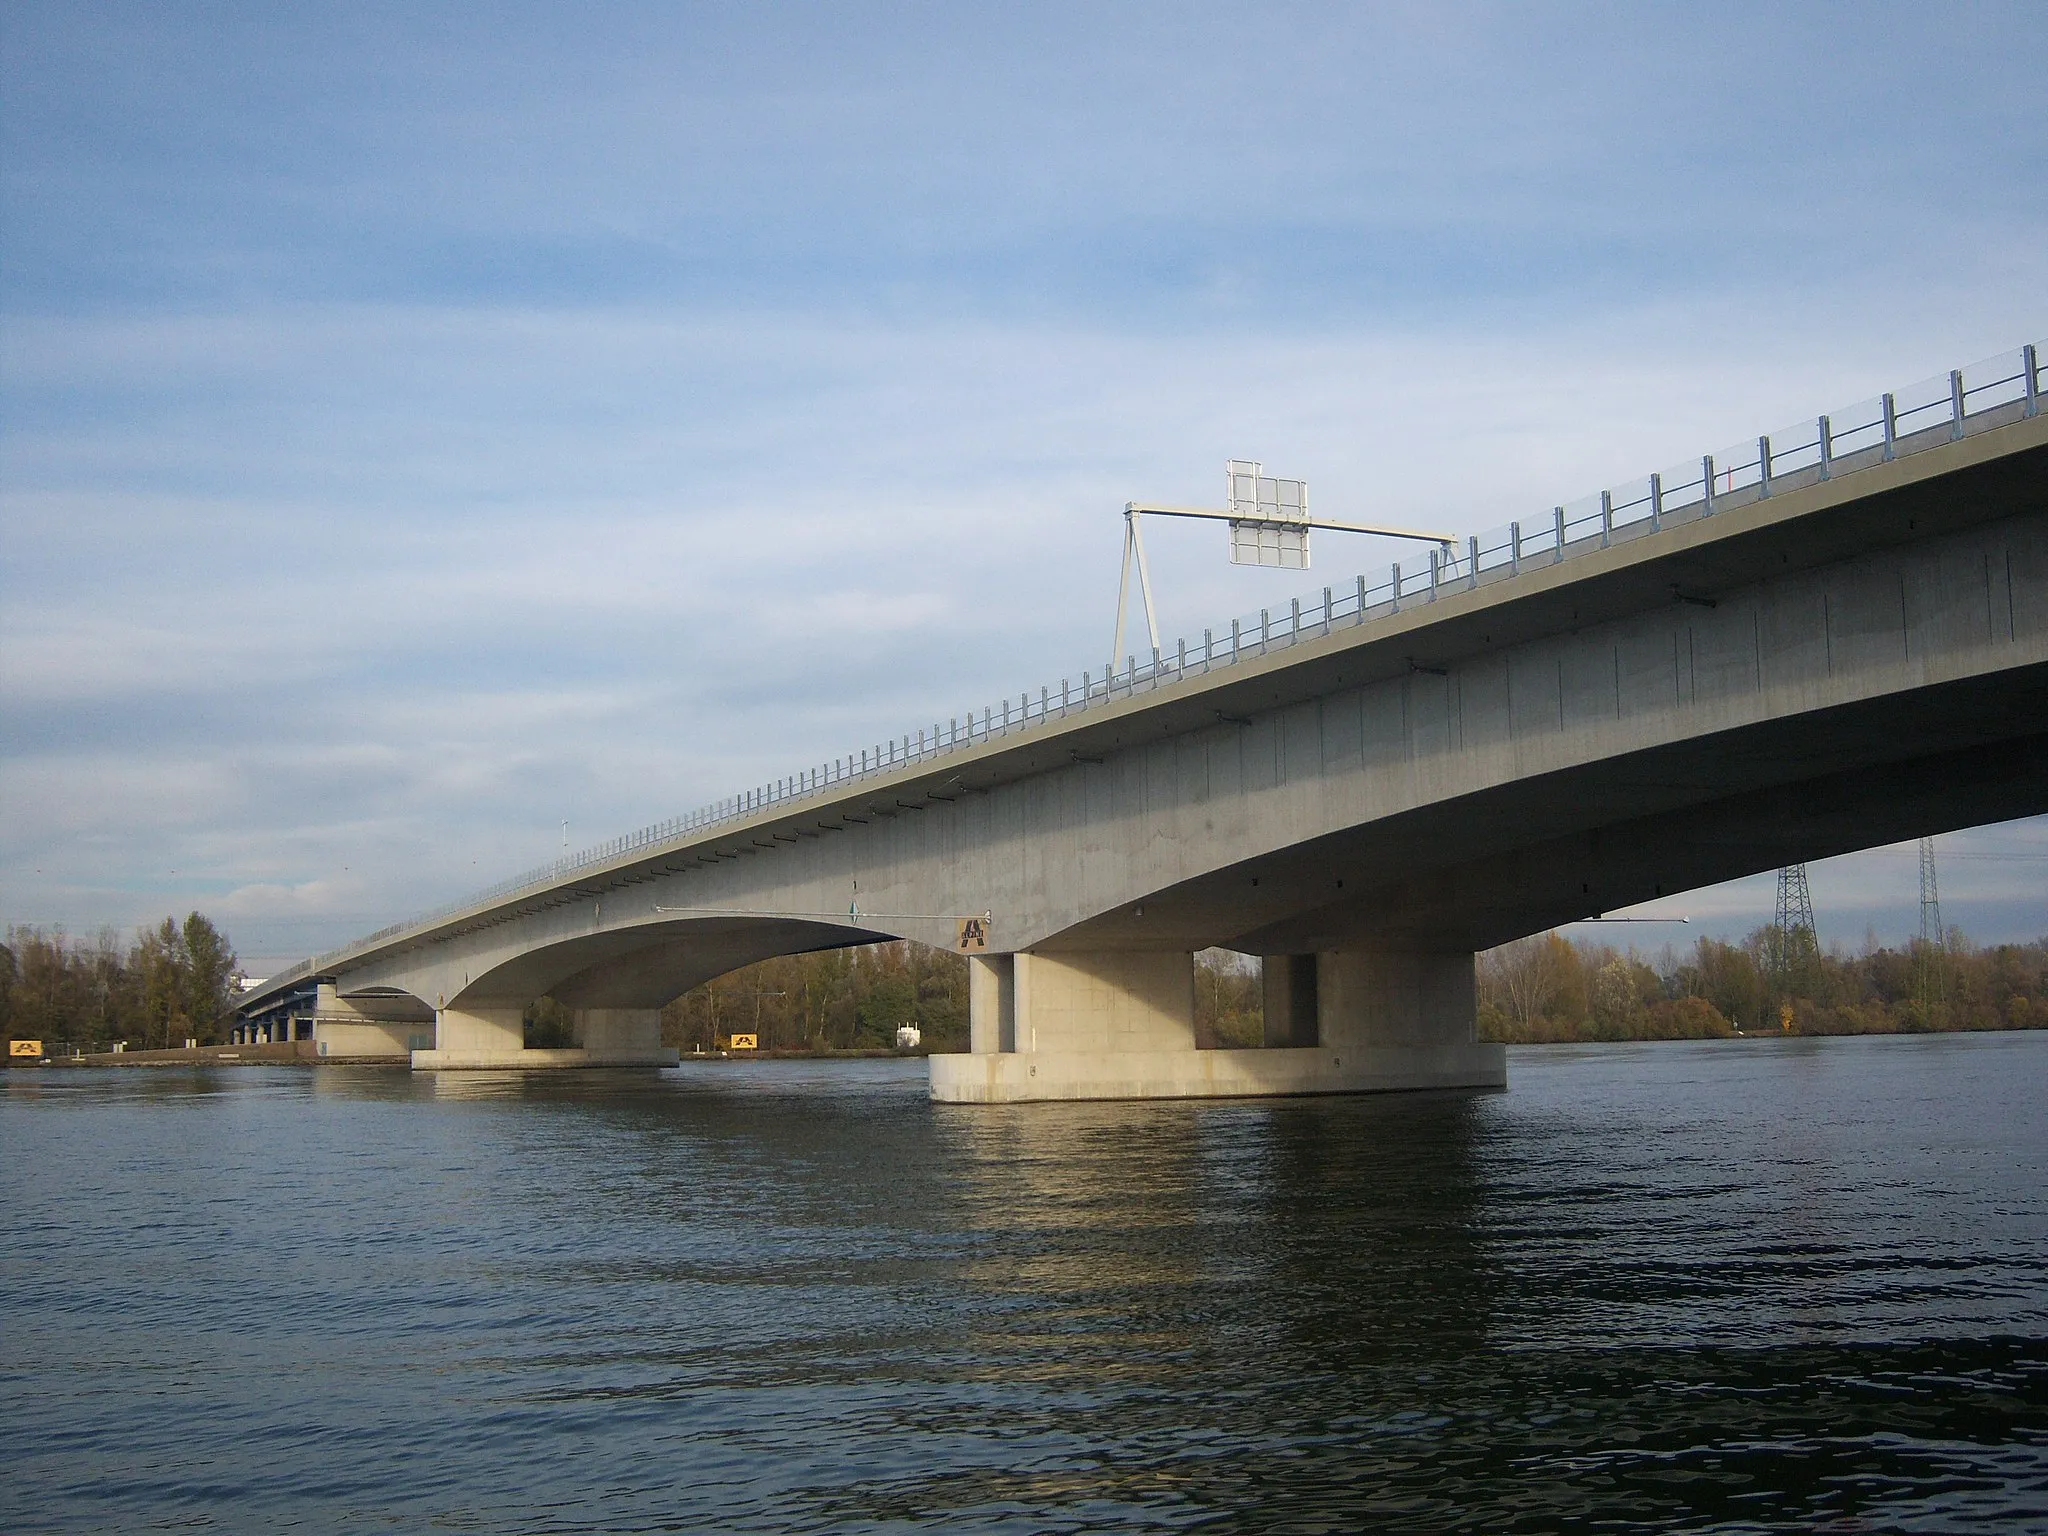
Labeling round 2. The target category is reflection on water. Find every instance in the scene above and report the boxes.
[2,1036,2045,1533]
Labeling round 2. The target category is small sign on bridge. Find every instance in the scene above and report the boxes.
[955,915,990,953]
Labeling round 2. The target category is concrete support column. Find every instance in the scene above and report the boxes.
[967,954,1015,1054]
[570,1008,676,1066]
[1262,955,1320,1047]
[935,950,1208,1100]
[412,1005,525,1068]
[1011,951,1196,1056]
[411,997,677,1070]
[1315,949,1480,1053]
[930,946,1503,1103]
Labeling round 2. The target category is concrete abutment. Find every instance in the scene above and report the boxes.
[930,947,1504,1103]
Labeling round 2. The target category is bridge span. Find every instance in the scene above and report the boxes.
[238,344,2048,1100]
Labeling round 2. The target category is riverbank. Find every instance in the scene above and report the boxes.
[23,1041,399,1068]
[7,1042,923,1069]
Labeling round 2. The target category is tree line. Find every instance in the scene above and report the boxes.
[1,916,241,1053]
[632,929,2048,1054]
[1478,927,2048,1043]
[622,944,1270,1054]
[646,941,972,1054]
[11,912,2040,1060]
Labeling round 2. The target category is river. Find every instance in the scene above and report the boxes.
[3,1032,2044,1533]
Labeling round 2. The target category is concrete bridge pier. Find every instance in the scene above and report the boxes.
[311,983,432,1059]
[929,947,1503,1103]
[412,1004,527,1068]
[570,1007,678,1066]
[409,1001,679,1069]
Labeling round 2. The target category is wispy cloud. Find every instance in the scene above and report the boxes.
[4,4,2044,966]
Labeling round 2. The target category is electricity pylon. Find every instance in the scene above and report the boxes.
[1915,836,1946,1014]
[1772,863,1820,1024]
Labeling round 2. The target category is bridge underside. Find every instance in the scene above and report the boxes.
[1051,663,2048,957]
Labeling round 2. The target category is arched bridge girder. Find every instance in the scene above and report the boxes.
[465,916,904,1011]
[342,914,908,1015]
[1041,677,2048,959]
[333,983,436,1012]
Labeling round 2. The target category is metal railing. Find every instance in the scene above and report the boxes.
[261,340,2043,991]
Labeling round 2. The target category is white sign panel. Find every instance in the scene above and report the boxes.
[1225,459,1308,522]
[1229,520,1311,568]
[1224,459,1310,566]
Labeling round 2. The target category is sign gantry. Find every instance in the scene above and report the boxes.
[1112,460,1455,670]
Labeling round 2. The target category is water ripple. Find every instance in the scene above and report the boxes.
[2,1035,2044,1532]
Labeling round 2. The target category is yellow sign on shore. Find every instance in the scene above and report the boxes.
[9,1040,43,1059]
[726,1033,759,1051]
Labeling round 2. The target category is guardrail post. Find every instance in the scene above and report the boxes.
[1648,474,1662,530]
[1509,521,1521,574]
[1289,598,1300,643]
[1177,638,1186,674]
[1259,609,1270,651]
[1701,457,1714,516]
[2027,344,2040,418]
[1599,491,1612,548]
[1950,369,1966,439]
[1467,535,1480,590]
[1428,547,1440,599]
[1757,435,1772,497]
[1817,415,1832,481]
[1230,619,1240,661]
[1354,573,1366,622]
[1390,563,1401,612]
[1882,392,1897,459]
[1204,627,1214,667]
[1322,585,1332,634]
[1553,505,1566,556]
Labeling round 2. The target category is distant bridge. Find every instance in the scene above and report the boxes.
[238,343,2048,1100]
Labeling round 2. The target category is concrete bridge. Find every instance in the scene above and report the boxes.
[238,345,2048,1100]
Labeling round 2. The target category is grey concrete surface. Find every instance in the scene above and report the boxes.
[240,411,2048,1095]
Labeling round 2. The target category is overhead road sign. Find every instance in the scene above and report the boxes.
[1113,460,1457,670]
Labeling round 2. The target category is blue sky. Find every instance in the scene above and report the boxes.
[3,2,2044,971]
